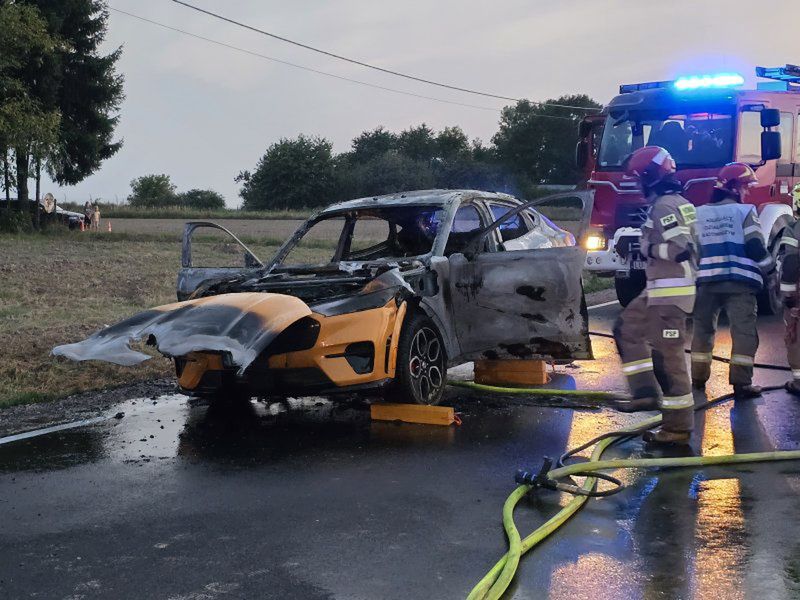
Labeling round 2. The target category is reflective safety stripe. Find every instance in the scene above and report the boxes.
[781,282,798,293]
[691,352,713,363]
[662,226,690,241]
[781,236,799,248]
[757,255,774,268]
[655,243,670,260]
[661,393,694,409]
[743,225,761,236]
[730,354,754,366]
[647,286,696,298]
[647,277,695,289]
[793,370,800,379]
[621,358,654,375]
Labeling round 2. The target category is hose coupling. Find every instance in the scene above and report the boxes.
[515,457,558,491]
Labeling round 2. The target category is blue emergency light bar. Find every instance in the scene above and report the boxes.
[619,72,745,94]
[673,73,745,91]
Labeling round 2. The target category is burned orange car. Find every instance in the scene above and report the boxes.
[54,190,594,404]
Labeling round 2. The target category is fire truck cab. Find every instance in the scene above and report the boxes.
[578,65,800,313]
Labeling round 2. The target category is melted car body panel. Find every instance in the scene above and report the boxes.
[53,293,311,374]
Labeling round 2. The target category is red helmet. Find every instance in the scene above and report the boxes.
[623,146,677,190]
[715,162,757,198]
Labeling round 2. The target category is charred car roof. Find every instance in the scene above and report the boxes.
[317,189,520,215]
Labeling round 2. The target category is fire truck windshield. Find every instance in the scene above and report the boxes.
[597,110,734,169]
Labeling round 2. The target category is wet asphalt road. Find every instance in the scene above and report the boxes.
[2,304,800,599]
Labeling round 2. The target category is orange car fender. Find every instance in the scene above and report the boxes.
[387,300,408,378]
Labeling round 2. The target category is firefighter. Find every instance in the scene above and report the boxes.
[781,183,800,395]
[613,146,699,444]
[690,163,772,398]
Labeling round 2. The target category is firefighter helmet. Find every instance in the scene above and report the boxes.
[623,146,677,190]
[714,162,758,199]
[793,183,800,215]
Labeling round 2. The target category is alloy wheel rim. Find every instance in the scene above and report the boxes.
[408,326,444,403]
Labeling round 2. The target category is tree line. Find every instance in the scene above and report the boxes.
[0,0,123,229]
[236,95,600,211]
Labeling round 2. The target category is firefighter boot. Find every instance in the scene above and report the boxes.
[733,384,762,399]
[785,380,800,397]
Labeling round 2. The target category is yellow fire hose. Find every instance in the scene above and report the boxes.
[452,379,800,600]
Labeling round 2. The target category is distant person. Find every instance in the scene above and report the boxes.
[91,205,101,231]
[83,201,92,228]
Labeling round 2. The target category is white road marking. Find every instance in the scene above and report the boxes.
[0,416,107,446]
[588,299,620,310]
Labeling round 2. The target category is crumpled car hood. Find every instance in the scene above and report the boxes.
[52,292,312,373]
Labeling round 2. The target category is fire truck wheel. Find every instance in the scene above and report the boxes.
[614,271,646,307]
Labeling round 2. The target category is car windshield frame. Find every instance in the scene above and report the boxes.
[597,107,735,170]
[265,203,453,272]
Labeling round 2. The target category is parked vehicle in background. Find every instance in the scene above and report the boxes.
[577,64,800,312]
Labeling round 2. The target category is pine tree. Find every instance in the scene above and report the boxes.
[4,0,123,202]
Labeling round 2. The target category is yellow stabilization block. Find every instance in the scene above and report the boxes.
[370,403,458,426]
[474,360,549,387]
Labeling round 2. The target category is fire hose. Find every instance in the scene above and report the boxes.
[448,337,799,600]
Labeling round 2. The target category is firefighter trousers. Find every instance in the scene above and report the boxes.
[614,293,694,432]
[690,287,758,386]
[784,307,800,382]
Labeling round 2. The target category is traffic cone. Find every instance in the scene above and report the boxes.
[107,220,112,232]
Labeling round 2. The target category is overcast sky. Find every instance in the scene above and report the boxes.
[48,0,797,207]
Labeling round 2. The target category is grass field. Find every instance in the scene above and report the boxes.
[0,225,611,408]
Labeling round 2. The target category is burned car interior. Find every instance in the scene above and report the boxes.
[54,189,595,405]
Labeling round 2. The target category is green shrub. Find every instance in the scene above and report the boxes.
[0,209,34,233]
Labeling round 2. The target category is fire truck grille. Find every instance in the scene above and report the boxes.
[615,204,650,228]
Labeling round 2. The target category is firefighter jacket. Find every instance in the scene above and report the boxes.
[640,192,699,313]
[779,218,800,300]
[695,198,771,290]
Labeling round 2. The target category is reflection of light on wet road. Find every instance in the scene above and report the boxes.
[104,394,190,463]
[701,404,735,456]
[691,478,745,600]
[559,409,641,508]
[548,552,633,599]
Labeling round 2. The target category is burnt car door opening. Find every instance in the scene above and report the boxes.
[446,192,594,362]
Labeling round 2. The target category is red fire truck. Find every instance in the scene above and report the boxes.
[577,64,800,313]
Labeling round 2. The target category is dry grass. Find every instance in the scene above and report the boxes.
[0,231,331,408]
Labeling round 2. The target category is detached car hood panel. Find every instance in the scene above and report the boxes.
[52,293,312,373]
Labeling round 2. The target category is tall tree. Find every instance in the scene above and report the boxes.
[238,135,336,210]
[351,127,396,164]
[435,126,470,159]
[128,174,177,208]
[492,95,601,185]
[397,124,436,161]
[0,2,59,211]
[5,0,124,202]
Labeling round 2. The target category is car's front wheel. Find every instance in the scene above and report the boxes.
[391,312,447,405]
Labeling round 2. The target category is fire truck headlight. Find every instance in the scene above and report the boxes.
[584,233,606,251]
